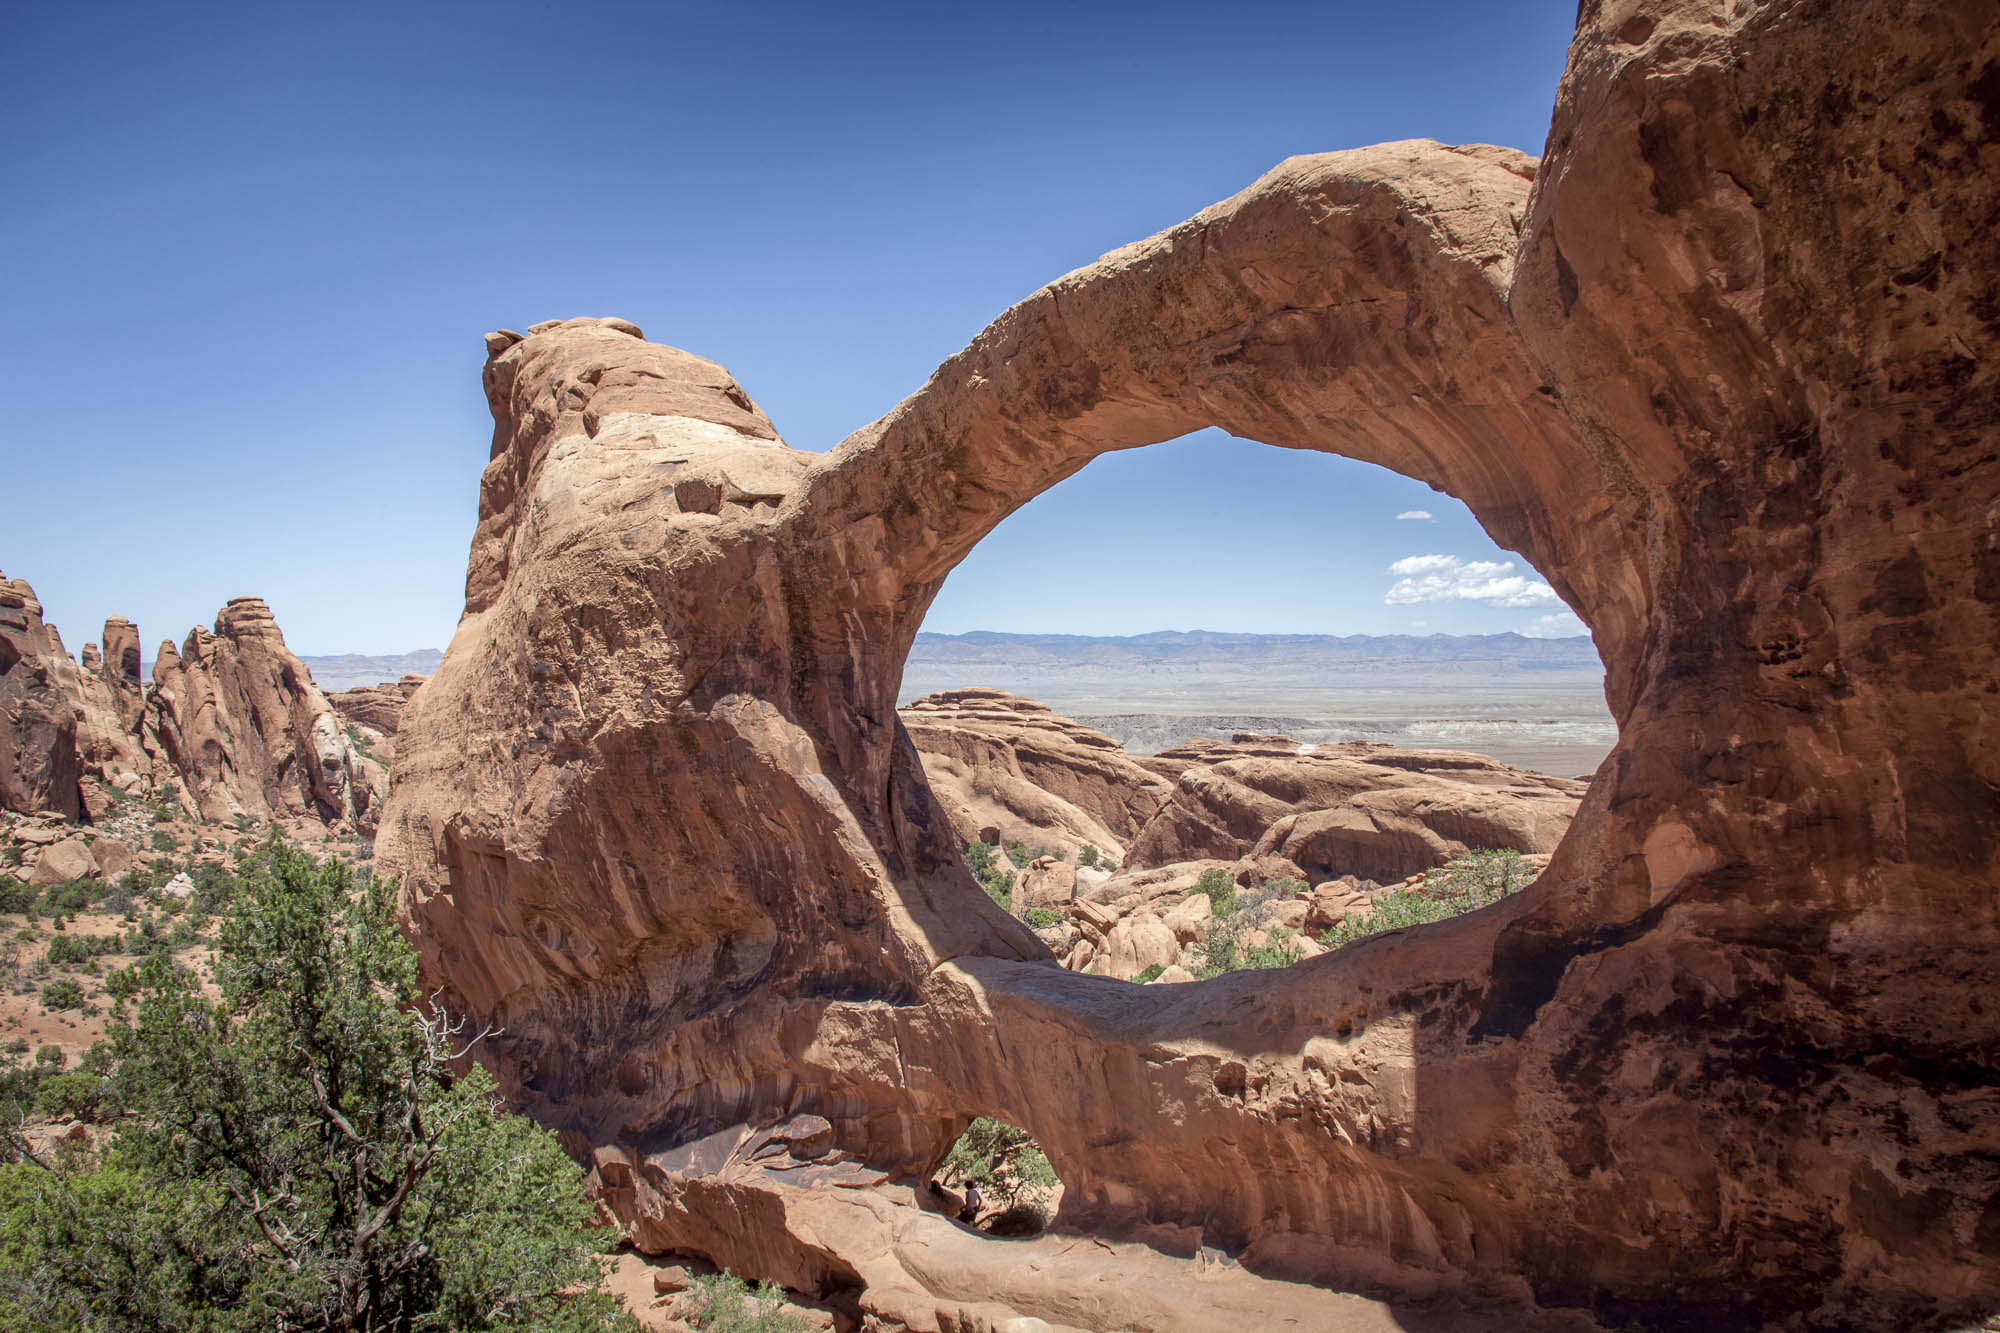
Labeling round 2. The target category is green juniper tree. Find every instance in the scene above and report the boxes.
[0,841,637,1333]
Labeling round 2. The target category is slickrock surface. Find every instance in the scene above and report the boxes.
[380,5,2000,1328]
[901,689,1171,858]
[1127,737,1582,884]
[145,598,381,830]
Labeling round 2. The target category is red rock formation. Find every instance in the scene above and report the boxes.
[381,5,2000,1326]
[98,617,145,730]
[1127,739,1582,884]
[0,574,81,819]
[145,597,380,829]
[900,689,1170,858]
[58,619,148,788]
[328,673,426,736]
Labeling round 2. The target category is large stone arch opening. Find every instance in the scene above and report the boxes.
[381,5,2000,1326]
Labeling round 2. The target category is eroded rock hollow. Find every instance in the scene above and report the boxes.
[379,3,2000,1326]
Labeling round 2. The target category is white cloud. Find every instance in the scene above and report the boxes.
[1522,611,1589,638]
[1383,554,1561,608]
[1395,509,1435,521]
[1386,554,1461,576]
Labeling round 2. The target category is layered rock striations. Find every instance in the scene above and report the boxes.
[380,5,2000,1327]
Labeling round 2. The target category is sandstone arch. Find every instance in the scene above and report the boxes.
[381,2,2000,1326]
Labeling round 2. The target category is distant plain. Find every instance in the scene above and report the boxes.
[898,631,1617,778]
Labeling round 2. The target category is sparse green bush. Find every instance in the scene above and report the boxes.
[150,829,177,853]
[1192,879,1305,979]
[1077,845,1100,869]
[1318,849,1532,951]
[35,1069,107,1122]
[965,841,1014,912]
[38,978,86,1012]
[1023,907,1063,930]
[41,880,98,917]
[1133,963,1165,984]
[683,1271,807,1333]
[46,934,121,968]
[1004,842,1043,869]
[0,880,32,915]
[1193,867,1237,918]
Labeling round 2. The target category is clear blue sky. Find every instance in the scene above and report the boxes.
[1,1,1584,657]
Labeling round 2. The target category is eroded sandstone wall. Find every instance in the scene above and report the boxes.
[380,4,2000,1327]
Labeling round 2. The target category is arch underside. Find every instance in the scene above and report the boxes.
[380,4,2000,1326]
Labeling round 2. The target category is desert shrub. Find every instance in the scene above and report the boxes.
[102,965,142,1007]
[683,1271,806,1333]
[343,723,375,759]
[1004,842,1046,869]
[35,1069,107,1122]
[1022,907,1063,930]
[41,880,98,917]
[1077,844,1100,869]
[1319,848,1532,951]
[965,841,1014,912]
[149,829,177,853]
[95,879,135,916]
[1192,879,1305,979]
[1193,867,1237,917]
[1133,963,1165,984]
[984,1199,1053,1236]
[0,880,33,915]
[46,935,121,968]
[39,978,86,1012]
[187,864,238,916]
[0,845,21,868]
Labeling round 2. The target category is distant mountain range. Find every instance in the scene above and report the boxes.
[296,649,445,693]
[902,630,1600,689]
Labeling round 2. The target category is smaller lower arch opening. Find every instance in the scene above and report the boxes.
[927,1116,1064,1238]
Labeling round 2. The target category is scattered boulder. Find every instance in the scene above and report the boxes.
[90,837,133,879]
[29,836,95,886]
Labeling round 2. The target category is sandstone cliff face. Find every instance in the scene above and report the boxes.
[0,575,82,820]
[145,598,381,829]
[380,5,2000,1326]
[900,689,1171,858]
